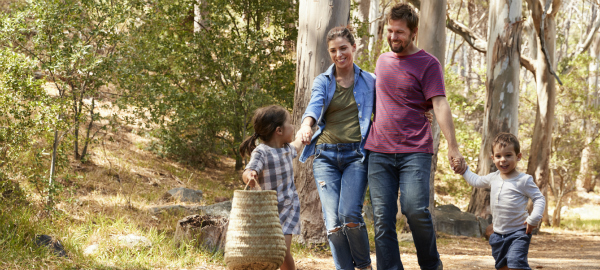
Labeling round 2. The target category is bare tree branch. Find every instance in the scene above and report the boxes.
[520,55,536,76]
[446,14,486,53]
[561,3,600,74]
[446,16,537,75]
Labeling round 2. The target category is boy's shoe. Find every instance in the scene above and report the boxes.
[359,266,373,270]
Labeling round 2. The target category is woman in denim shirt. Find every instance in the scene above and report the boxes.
[296,27,375,270]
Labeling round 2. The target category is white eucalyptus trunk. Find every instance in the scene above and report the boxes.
[353,0,371,60]
[292,0,351,244]
[417,0,446,231]
[526,0,561,226]
[468,0,522,218]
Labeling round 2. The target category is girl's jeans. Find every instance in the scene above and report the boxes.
[312,142,371,270]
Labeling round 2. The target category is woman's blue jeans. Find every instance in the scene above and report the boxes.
[368,152,441,270]
[312,143,371,270]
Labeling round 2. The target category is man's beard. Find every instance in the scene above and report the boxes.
[389,39,407,54]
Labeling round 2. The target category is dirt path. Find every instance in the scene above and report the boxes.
[295,231,600,270]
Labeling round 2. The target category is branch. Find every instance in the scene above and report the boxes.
[520,55,536,76]
[539,0,563,85]
[561,3,600,74]
[446,16,537,75]
[446,15,486,53]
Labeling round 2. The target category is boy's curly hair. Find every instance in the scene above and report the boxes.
[492,132,521,154]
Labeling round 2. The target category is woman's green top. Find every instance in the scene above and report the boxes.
[317,82,362,145]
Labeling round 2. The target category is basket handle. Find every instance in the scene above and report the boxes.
[244,179,262,191]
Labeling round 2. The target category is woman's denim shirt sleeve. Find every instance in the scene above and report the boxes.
[299,64,375,163]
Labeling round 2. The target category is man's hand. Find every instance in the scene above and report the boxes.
[523,221,536,234]
[448,147,467,174]
[242,169,258,187]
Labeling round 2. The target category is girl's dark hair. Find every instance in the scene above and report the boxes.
[326,26,355,46]
[388,3,419,34]
[239,105,290,157]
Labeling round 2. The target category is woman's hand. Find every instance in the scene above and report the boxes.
[425,111,434,124]
[298,124,313,145]
[242,169,258,187]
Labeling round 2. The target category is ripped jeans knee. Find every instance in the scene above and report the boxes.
[327,222,366,236]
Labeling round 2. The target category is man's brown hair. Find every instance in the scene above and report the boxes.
[388,3,419,33]
[492,132,521,154]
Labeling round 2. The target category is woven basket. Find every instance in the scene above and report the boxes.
[224,183,287,270]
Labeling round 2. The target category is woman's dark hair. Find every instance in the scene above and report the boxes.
[326,26,355,46]
[239,105,290,157]
[388,3,419,34]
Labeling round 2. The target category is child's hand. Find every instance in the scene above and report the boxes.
[523,221,537,234]
[298,124,313,145]
[451,157,467,174]
[424,111,434,124]
[242,169,258,187]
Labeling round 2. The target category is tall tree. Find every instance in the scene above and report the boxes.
[292,0,351,244]
[525,0,561,225]
[416,0,446,230]
[353,0,371,60]
[467,0,522,217]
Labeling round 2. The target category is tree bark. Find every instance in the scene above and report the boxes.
[468,0,522,218]
[292,0,350,244]
[417,0,446,232]
[353,0,370,60]
[368,0,385,59]
[525,0,561,226]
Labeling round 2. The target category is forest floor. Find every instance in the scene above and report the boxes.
[295,229,600,269]
[9,97,600,269]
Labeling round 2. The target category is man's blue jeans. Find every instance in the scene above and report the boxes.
[368,152,440,270]
[313,143,371,270]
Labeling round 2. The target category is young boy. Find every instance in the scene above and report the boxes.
[457,132,546,270]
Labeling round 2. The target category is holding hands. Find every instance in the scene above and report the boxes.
[449,149,467,175]
[298,124,313,145]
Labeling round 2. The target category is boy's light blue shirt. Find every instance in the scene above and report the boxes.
[299,63,375,163]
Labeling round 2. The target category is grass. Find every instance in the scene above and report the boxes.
[560,218,600,233]
[2,120,599,269]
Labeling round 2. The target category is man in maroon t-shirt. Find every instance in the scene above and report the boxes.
[365,4,466,270]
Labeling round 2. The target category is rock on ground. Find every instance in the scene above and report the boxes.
[112,234,152,249]
[165,187,203,203]
[434,204,488,238]
[35,235,67,257]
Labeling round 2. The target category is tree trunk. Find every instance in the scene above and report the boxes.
[292,0,350,244]
[193,0,206,33]
[468,0,522,218]
[369,0,386,60]
[578,34,600,192]
[353,0,370,60]
[525,0,561,226]
[551,194,562,227]
[417,0,446,232]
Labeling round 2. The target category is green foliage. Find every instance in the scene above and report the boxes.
[551,54,600,191]
[117,0,297,167]
[1,0,131,161]
[0,48,63,202]
[437,64,485,198]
